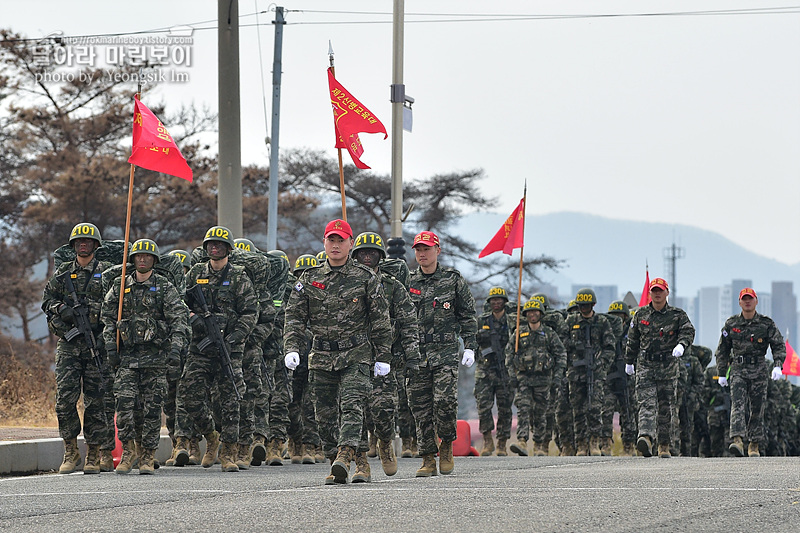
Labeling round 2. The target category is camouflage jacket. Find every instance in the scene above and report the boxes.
[703,364,731,415]
[381,270,421,366]
[715,312,785,378]
[42,257,113,341]
[564,312,616,377]
[100,272,189,367]
[505,322,566,377]
[284,257,392,371]
[543,309,569,345]
[185,260,258,354]
[626,303,695,367]
[476,310,515,366]
[678,353,704,407]
[408,264,478,367]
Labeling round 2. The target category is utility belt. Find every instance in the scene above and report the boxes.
[640,350,671,363]
[734,354,764,365]
[312,334,368,352]
[571,357,593,368]
[419,332,457,344]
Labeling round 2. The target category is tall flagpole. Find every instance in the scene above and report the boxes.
[328,42,347,221]
[514,181,527,353]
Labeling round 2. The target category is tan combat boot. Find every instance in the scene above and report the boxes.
[83,445,100,474]
[636,435,653,458]
[368,433,378,458]
[496,437,508,456]
[188,438,202,465]
[139,448,156,475]
[201,431,220,468]
[99,449,114,472]
[250,435,267,466]
[302,443,316,465]
[589,437,602,456]
[415,454,438,477]
[510,439,528,457]
[729,436,745,457]
[560,442,576,456]
[620,442,634,457]
[289,438,302,464]
[401,436,413,458]
[115,440,136,474]
[174,436,191,467]
[59,438,81,474]
[658,443,672,458]
[351,450,372,483]
[439,440,454,474]
[268,438,284,466]
[378,439,398,476]
[331,445,355,483]
[235,443,251,470]
[411,437,419,457]
[219,442,240,472]
[748,441,760,457]
[164,439,179,467]
[324,457,337,485]
[133,441,142,469]
[315,445,325,463]
[575,439,589,456]
[600,438,612,456]
[480,433,495,456]
[533,441,547,457]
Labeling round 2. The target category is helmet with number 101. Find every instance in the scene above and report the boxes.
[69,222,102,245]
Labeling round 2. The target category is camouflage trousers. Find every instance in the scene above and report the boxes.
[54,340,114,448]
[360,371,398,451]
[601,378,637,444]
[164,349,197,440]
[555,374,574,448]
[408,362,459,457]
[692,404,710,457]
[514,371,551,443]
[269,362,291,441]
[730,370,768,443]
[707,407,731,457]
[288,366,320,446]
[678,397,697,455]
[473,364,513,439]
[634,364,678,445]
[545,378,559,444]
[239,344,266,445]
[394,363,417,440]
[568,371,606,441]
[253,357,273,440]
[311,363,371,457]
[114,367,165,450]
[176,349,243,443]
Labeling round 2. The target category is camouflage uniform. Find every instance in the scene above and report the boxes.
[474,309,515,443]
[601,314,637,451]
[407,264,478,456]
[42,257,114,450]
[704,364,732,457]
[176,260,258,445]
[626,303,695,447]
[715,311,785,445]
[564,312,615,449]
[101,272,188,450]
[284,257,392,457]
[676,349,704,455]
[691,346,713,456]
[506,322,566,446]
[544,310,573,452]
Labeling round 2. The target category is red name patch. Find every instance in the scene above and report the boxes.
[409,288,421,295]
[732,328,741,333]
[640,320,650,326]
[312,281,326,290]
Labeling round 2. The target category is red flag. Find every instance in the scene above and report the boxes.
[783,340,800,376]
[327,68,387,169]
[478,198,525,258]
[638,268,651,307]
[127,96,193,181]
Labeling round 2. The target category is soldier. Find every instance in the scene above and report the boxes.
[101,239,189,474]
[603,300,637,456]
[677,346,704,456]
[507,299,566,456]
[704,359,732,457]
[352,231,421,477]
[474,286,515,456]
[42,223,114,474]
[691,345,713,456]
[407,231,478,477]
[174,226,258,472]
[564,288,616,456]
[283,219,393,485]
[715,287,786,457]
[625,277,695,458]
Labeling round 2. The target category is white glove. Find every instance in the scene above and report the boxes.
[284,351,299,370]
[718,376,728,387]
[461,349,475,367]
[771,366,783,381]
[672,344,684,358]
[625,364,635,376]
[374,362,391,377]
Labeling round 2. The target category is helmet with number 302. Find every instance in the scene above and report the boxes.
[352,232,386,259]
[575,287,597,306]
[203,226,234,249]
[130,238,160,263]
[69,222,102,245]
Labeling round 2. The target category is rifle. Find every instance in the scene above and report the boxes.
[60,271,105,392]
[187,284,242,401]
[482,315,510,386]
[260,355,275,392]
[581,323,595,402]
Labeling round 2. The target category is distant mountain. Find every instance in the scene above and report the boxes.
[453,211,800,300]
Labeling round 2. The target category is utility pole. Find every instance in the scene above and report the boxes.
[266,6,285,250]
[386,0,406,260]
[663,243,685,299]
[217,0,243,236]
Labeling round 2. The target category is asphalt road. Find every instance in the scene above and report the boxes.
[1,455,798,532]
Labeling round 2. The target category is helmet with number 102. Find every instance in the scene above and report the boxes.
[203,226,235,249]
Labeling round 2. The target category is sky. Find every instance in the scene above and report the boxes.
[9,1,800,263]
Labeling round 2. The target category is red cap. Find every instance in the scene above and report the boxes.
[413,231,440,248]
[739,287,758,299]
[323,219,352,239]
[649,277,669,291]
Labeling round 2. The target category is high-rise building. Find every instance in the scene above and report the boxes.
[771,281,797,344]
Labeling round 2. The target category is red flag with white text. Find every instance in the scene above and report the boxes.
[638,268,651,307]
[128,96,193,181]
[478,198,525,258]
[327,68,387,169]
[783,340,800,376]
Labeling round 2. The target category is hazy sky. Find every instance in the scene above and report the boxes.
[10,1,800,263]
